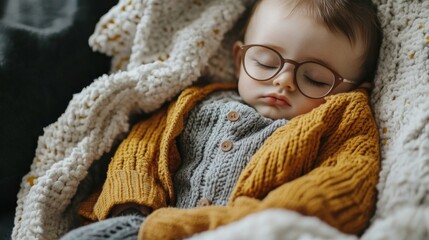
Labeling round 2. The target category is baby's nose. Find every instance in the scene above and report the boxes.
[272,66,297,91]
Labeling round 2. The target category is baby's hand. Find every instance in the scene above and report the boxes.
[110,203,152,217]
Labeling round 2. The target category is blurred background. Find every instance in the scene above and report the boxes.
[0,0,116,238]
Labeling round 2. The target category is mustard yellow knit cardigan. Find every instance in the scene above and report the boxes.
[79,83,380,239]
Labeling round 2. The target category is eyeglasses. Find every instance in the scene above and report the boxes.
[240,44,357,99]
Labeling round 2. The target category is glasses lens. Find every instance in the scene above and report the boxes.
[296,62,335,98]
[243,46,282,80]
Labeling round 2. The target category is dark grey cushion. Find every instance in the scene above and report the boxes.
[0,0,115,238]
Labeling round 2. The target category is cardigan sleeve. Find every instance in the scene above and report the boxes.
[78,109,174,221]
[138,90,380,239]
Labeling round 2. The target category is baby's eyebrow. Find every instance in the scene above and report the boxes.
[248,42,286,54]
[303,57,335,70]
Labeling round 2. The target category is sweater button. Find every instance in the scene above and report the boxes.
[220,140,233,152]
[197,197,212,207]
[227,111,240,122]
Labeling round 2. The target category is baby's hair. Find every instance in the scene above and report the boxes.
[242,0,382,83]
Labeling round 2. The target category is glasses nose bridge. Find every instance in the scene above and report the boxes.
[279,58,299,71]
[273,57,298,88]
[274,58,299,80]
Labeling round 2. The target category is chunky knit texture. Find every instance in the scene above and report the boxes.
[119,84,379,240]
[78,85,287,221]
[77,83,379,239]
[78,83,237,221]
[12,0,429,239]
[12,1,249,239]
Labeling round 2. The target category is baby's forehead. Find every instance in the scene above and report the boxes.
[254,0,308,15]
[249,0,322,32]
[246,0,329,38]
[249,0,366,46]
[253,0,328,25]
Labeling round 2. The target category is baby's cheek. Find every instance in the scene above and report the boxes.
[300,99,326,115]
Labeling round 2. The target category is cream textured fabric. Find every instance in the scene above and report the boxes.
[12,0,429,239]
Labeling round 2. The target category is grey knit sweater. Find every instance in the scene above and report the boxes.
[61,90,288,240]
[174,90,288,208]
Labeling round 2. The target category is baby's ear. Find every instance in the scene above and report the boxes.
[232,41,243,79]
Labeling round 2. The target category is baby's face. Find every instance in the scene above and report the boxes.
[233,0,365,120]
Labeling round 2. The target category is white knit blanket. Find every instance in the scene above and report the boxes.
[12,0,429,239]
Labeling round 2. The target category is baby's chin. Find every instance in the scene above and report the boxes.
[255,106,293,120]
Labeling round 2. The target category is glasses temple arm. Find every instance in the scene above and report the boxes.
[342,78,358,85]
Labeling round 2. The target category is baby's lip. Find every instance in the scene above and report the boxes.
[262,94,291,107]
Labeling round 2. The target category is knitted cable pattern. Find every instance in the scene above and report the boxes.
[12,0,429,239]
